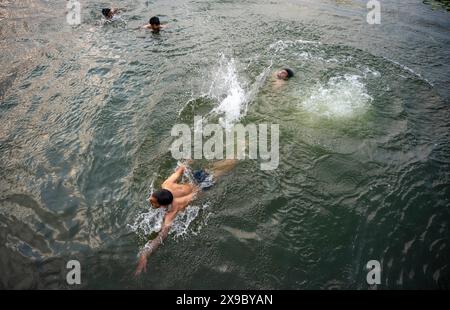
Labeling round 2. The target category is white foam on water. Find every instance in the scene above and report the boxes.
[301,74,373,119]
[207,54,247,129]
[295,51,342,64]
[361,66,381,78]
[269,39,322,53]
[100,15,127,25]
[128,203,208,239]
[128,207,165,236]
[205,53,271,130]
[170,204,205,238]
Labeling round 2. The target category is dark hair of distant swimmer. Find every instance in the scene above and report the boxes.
[150,189,174,208]
[284,68,294,78]
[143,16,163,32]
[102,8,111,18]
[149,16,160,25]
[102,8,119,19]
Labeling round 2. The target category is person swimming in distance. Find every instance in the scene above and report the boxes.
[275,68,294,80]
[142,16,165,32]
[271,68,294,90]
[134,159,237,276]
[101,8,119,20]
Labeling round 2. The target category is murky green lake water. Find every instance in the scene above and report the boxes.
[0,0,449,289]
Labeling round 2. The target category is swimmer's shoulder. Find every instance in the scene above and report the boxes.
[161,180,173,190]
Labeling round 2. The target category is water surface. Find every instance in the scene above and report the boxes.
[0,0,449,289]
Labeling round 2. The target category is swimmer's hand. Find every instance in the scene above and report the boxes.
[134,254,148,276]
[176,164,186,173]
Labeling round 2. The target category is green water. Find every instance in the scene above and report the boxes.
[0,0,449,289]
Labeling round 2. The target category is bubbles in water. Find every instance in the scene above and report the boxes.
[128,204,208,239]
[128,207,165,236]
[170,205,202,238]
[301,74,373,119]
[100,15,127,26]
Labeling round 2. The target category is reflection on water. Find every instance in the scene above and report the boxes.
[0,0,449,289]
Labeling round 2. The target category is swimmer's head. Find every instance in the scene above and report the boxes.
[149,189,173,208]
[277,68,294,80]
[149,16,161,31]
[102,8,113,19]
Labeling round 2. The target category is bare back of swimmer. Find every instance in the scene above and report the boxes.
[134,159,236,276]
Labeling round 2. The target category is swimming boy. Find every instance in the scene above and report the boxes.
[275,68,294,80]
[101,8,119,20]
[272,68,294,89]
[134,159,237,276]
[142,16,165,32]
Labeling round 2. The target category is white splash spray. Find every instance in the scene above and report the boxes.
[301,74,373,118]
[128,204,207,239]
[206,53,272,129]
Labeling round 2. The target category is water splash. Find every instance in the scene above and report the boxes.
[100,15,127,26]
[128,207,165,237]
[128,204,207,239]
[206,53,272,129]
[206,54,247,129]
[170,205,202,238]
[301,74,373,119]
[128,164,209,240]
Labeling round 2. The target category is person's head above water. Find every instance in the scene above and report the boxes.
[149,16,160,25]
[276,68,294,80]
[102,8,114,19]
[149,189,173,208]
[149,16,161,31]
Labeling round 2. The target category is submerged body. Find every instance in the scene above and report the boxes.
[271,68,294,90]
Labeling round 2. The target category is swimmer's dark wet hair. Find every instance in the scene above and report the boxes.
[149,16,160,25]
[284,68,294,78]
[152,189,173,206]
[102,8,111,18]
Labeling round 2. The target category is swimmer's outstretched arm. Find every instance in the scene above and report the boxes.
[134,223,171,276]
[134,192,197,276]
[163,165,186,185]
